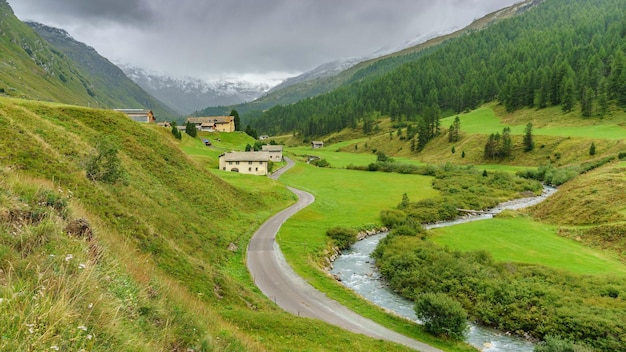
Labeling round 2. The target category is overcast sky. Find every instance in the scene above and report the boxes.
[9,0,520,85]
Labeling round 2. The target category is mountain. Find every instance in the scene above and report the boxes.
[25,21,176,119]
[119,64,270,115]
[249,0,626,138]
[212,0,540,118]
[266,58,363,95]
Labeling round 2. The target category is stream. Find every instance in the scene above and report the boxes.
[330,187,557,352]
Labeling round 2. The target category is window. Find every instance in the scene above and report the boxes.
[259,161,263,165]
[223,167,226,170]
[248,167,252,172]
[255,167,258,171]
[228,161,232,165]
[235,161,239,165]
[248,161,252,165]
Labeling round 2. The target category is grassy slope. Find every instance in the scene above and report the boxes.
[0,97,427,352]
[431,217,626,275]
[0,3,171,117]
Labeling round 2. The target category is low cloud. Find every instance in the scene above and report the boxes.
[9,0,519,83]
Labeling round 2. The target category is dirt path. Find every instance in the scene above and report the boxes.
[246,157,442,351]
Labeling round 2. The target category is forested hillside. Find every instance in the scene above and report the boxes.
[249,0,626,140]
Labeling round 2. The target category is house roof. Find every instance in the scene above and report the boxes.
[261,145,283,152]
[311,141,324,145]
[220,151,270,162]
[115,109,153,117]
[187,116,233,124]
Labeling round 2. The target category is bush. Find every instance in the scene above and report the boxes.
[534,335,593,352]
[389,225,420,237]
[326,227,357,250]
[415,292,468,340]
[311,158,330,168]
[85,138,127,184]
[380,209,407,228]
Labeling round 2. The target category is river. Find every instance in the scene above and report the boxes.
[330,187,557,352]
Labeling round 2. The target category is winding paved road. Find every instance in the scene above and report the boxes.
[246,157,441,352]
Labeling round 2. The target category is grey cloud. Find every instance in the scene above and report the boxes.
[9,0,519,83]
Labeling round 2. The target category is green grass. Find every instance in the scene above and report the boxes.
[441,105,626,139]
[273,163,480,351]
[430,217,626,275]
[1,98,434,352]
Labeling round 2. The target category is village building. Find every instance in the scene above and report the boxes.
[261,145,284,162]
[115,109,155,123]
[259,135,270,141]
[186,116,235,132]
[218,151,271,176]
[311,141,324,149]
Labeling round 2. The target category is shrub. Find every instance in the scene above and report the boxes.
[85,138,127,184]
[415,292,468,340]
[311,158,330,168]
[380,209,407,228]
[326,227,357,250]
[534,335,593,352]
[389,225,420,237]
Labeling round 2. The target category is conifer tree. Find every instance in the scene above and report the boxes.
[524,123,535,152]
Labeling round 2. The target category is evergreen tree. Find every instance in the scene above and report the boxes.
[171,124,181,140]
[230,109,241,131]
[524,123,535,152]
[597,77,609,118]
[561,76,576,113]
[484,133,498,159]
[185,121,198,137]
[245,125,258,139]
[500,127,513,158]
[589,142,596,156]
[448,116,461,143]
[581,86,594,118]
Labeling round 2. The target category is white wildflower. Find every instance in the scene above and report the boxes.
[87,334,93,340]
[77,325,87,331]
[64,254,73,262]
[87,303,93,309]
[78,263,86,269]
[51,346,60,351]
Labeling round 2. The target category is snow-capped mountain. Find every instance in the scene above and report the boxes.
[266,58,363,94]
[119,64,271,114]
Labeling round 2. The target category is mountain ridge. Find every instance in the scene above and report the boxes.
[26,21,176,119]
[119,64,270,115]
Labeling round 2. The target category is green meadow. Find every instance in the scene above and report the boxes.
[441,106,626,139]
[430,217,626,275]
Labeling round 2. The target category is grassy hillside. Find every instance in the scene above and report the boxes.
[26,22,176,120]
[0,2,172,118]
[0,97,431,351]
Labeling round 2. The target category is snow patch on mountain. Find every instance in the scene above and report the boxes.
[118,64,271,114]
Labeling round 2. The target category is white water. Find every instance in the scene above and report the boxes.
[330,187,557,352]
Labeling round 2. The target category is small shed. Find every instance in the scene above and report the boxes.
[311,141,324,149]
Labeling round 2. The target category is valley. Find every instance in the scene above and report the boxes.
[2,0,626,350]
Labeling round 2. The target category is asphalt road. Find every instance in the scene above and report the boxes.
[247,157,442,352]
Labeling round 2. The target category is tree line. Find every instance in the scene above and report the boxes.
[246,0,626,142]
